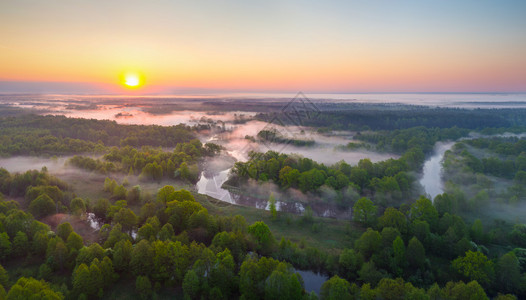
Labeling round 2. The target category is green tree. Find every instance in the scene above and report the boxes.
[350,168,368,190]
[496,252,522,294]
[442,280,489,300]
[339,249,364,280]
[357,261,383,286]
[375,278,405,300]
[93,198,110,219]
[410,196,438,230]
[171,189,195,202]
[29,194,55,218]
[392,236,406,272]
[12,231,29,257]
[32,230,50,256]
[183,269,200,299]
[137,223,156,241]
[264,263,303,300]
[158,223,175,241]
[70,197,86,215]
[355,228,381,259]
[352,197,377,226]
[379,207,407,234]
[6,277,63,300]
[66,232,84,251]
[38,263,52,280]
[126,185,141,205]
[48,238,68,270]
[239,256,280,300]
[136,276,152,300]
[0,264,8,288]
[113,208,138,232]
[268,193,277,220]
[73,264,92,296]
[88,261,103,297]
[406,236,426,269]
[56,222,73,241]
[113,240,132,272]
[103,223,129,249]
[157,185,176,203]
[470,219,484,243]
[99,256,116,288]
[209,249,237,298]
[0,233,11,260]
[3,210,33,239]
[112,184,127,200]
[433,193,455,216]
[248,221,275,255]
[279,166,300,187]
[320,275,352,300]
[104,177,117,193]
[0,283,5,300]
[179,162,191,181]
[75,243,103,266]
[452,251,494,287]
[131,240,154,276]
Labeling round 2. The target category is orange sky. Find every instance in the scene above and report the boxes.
[1,1,525,93]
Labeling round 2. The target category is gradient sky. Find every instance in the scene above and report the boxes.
[1,0,525,94]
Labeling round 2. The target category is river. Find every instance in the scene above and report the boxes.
[418,142,455,200]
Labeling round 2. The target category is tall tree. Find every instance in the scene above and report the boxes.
[320,275,352,300]
[352,197,377,226]
[406,237,426,269]
[248,222,275,255]
[28,194,55,218]
[496,252,522,294]
[452,250,494,287]
[135,276,152,300]
[56,222,73,241]
[392,236,406,273]
[131,240,154,276]
[0,233,11,260]
[268,193,277,220]
[6,277,63,300]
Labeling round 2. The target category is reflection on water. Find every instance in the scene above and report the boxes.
[295,269,328,295]
[196,168,234,203]
[87,212,137,238]
[196,157,352,218]
[87,212,104,231]
[418,133,526,201]
[419,142,455,200]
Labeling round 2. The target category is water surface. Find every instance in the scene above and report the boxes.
[419,142,455,199]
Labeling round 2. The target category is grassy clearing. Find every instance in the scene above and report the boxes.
[62,169,362,253]
[196,194,362,253]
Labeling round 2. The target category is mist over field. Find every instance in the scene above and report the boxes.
[1,0,526,297]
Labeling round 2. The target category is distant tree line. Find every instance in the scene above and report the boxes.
[257,105,526,131]
[0,114,198,156]
[68,141,221,183]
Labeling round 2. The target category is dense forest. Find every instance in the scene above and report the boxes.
[0,115,198,156]
[68,141,221,182]
[442,137,526,209]
[1,166,524,299]
[1,109,526,299]
[228,150,419,208]
[257,105,526,131]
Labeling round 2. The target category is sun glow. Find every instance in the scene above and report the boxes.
[125,75,139,87]
[121,72,144,89]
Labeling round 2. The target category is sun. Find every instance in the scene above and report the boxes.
[125,74,140,87]
[120,72,144,89]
